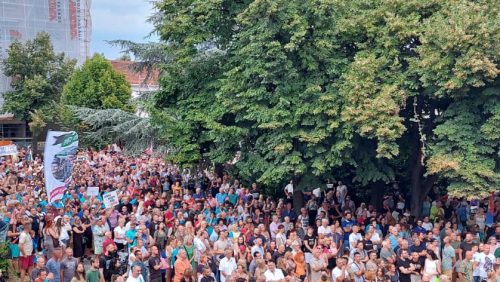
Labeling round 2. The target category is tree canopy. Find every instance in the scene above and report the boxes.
[1,32,75,121]
[94,0,498,211]
[62,53,134,112]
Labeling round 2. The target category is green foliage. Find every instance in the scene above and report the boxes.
[107,40,171,84]
[0,242,10,278]
[125,0,499,198]
[70,106,165,156]
[427,85,499,198]
[1,32,75,121]
[62,53,134,112]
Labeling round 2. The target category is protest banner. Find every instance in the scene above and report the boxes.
[103,190,119,208]
[0,144,17,157]
[87,186,99,197]
[44,131,78,202]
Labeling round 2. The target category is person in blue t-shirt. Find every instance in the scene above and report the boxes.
[215,188,228,205]
[125,221,138,251]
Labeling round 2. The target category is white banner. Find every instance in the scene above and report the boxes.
[103,191,119,208]
[87,186,99,197]
[44,131,78,203]
[0,145,17,156]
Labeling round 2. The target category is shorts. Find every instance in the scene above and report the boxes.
[442,270,452,278]
[19,255,34,270]
[9,243,20,259]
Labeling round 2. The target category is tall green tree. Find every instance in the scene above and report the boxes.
[1,32,75,121]
[105,0,498,212]
[61,53,134,112]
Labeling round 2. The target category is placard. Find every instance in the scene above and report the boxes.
[87,186,99,197]
[0,144,17,157]
[103,191,119,208]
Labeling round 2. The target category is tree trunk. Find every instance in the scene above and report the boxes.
[369,180,387,211]
[214,163,224,178]
[292,175,303,212]
[410,147,424,217]
[409,96,440,217]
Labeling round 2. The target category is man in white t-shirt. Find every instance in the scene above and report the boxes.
[269,215,281,239]
[284,180,293,199]
[473,244,495,281]
[219,249,237,282]
[422,217,433,231]
[264,261,285,282]
[332,258,350,282]
[318,219,332,236]
[126,265,145,282]
[349,225,363,249]
[19,218,34,282]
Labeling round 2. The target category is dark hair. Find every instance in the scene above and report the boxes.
[73,262,85,280]
[428,250,438,260]
[38,269,48,277]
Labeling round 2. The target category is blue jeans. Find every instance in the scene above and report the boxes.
[474,276,485,282]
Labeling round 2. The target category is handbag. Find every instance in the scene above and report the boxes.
[51,234,60,248]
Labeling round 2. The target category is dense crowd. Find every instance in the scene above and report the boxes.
[0,146,499,282]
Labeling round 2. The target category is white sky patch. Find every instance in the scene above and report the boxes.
[91,0,158,59]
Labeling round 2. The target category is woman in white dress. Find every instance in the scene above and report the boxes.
[423,250,441,282]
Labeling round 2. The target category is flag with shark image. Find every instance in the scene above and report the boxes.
[44,131,79,202]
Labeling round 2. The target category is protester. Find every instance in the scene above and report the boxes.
[60,247,78,282]
[86,258,102,282]
[18,217,34,282]
[71,262,86,282]
[0,145,498,282]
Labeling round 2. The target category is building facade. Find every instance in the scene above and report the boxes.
[110,60,159,117]
[0,0,91,143]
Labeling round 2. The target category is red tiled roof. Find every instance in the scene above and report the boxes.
[109,60,159,86]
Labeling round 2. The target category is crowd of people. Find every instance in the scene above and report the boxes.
[0,146,499,282]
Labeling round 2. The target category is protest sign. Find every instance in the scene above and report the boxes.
[0,144,17,157]
[103,190,119,208]
[87,186,99,197]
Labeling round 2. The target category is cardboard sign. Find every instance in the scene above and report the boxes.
[103,191,119,208]
[87,186,99,197]
[0,144,17,157]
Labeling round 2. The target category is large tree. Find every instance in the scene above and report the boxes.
[107,0,498,212]
[1,32,75,121]
[61,53,134,112]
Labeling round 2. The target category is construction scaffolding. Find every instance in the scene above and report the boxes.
[0,0,92,96]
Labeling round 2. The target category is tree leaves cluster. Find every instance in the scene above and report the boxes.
[150,0,499,206]
[62,54,134,112]
[1,32,75,122]
[1,33,137,150]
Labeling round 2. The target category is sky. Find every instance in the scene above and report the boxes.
[91,0,158,59]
